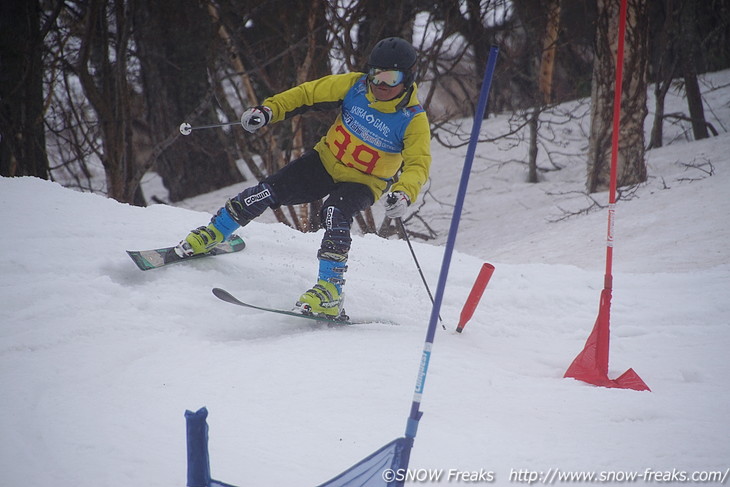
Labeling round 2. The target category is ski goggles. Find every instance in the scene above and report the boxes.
[368,68,405,87]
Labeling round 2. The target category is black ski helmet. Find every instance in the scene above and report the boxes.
[367,37,417,86]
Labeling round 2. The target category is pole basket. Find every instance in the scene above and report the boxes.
[564,290,650,391]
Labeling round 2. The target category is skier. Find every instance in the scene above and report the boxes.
[175,37,432,319]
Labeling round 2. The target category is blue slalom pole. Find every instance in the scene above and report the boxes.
[404,44,500,447]
[314,46,499,487]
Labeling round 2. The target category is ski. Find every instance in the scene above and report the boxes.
[127,235,245,271]
[211,287,397,326]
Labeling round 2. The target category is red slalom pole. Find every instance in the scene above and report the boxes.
[456,263,495,333]
[563,0,649,391]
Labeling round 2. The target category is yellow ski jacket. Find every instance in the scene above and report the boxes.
[262,72,431,203]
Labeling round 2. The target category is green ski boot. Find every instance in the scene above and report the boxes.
[295,257,347,319]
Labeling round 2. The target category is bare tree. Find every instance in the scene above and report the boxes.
[587,0,649,194]
[134,0,244,203]
[648,0,725,148]
[678,0,708,140]
[36,0,725,235]
[512,0,560,183]
[63,0,146,204]
[0,0,56,178]
[647,0,680,149]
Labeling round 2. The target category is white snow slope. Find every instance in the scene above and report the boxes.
[1,70,729,486]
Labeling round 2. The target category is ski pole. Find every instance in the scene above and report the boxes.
[396,217,444,329]
[178,121,241,136]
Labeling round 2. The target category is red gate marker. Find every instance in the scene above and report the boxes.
[456,263,495,333]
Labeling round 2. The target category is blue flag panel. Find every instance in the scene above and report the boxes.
[316,438,412,487]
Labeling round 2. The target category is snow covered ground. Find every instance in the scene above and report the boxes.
[1,70,729,486]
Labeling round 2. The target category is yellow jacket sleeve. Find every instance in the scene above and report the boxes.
[392,110,431,203]
[262,72,363,122]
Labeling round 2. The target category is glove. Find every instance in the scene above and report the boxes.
[240,106,272,133]
[384,191,410,219]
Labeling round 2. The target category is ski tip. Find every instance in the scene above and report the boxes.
[212,287,233,300]
[126,250,154,271]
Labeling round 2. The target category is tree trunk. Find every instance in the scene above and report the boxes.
[71,0,143,204]
[528,108,540,183]
[587,0,649,194]
[679,0,709,140]
[538,0,561,105]
[648,0,680,149]
[0,0,49,178]
[134,0,244,203]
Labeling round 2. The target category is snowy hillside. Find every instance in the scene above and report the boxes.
[1,71,729,486]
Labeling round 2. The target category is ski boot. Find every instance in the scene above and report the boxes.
[175,206,239,257]
[295,256,348,320]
